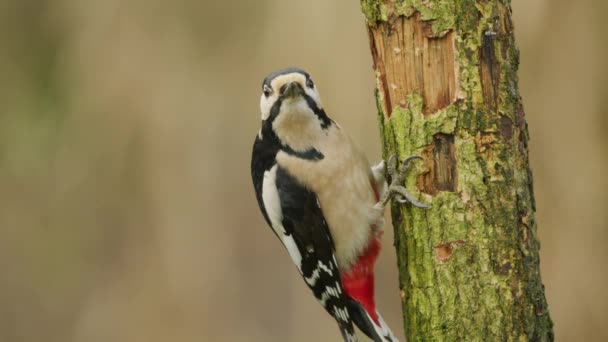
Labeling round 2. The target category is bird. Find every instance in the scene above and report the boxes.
[250,67,429,341]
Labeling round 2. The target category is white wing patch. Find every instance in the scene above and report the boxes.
[281,234,302,272]
[262,165,283,236]
[262,165,303,272]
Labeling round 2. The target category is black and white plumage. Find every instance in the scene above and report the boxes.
[251,67,398,342]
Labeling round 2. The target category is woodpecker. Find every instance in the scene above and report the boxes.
[251,67,429,342]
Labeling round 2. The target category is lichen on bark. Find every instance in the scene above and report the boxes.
[363,0,553,340]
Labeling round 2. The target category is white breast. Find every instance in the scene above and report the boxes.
[276,125,376,270]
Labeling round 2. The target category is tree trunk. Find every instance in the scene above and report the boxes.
[359,1,553,340]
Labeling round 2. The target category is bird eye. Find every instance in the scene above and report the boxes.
[306,78,314,88]
[263,85,273,97]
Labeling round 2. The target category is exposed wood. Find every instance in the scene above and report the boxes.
[417,132,458,195]
[368,13,457,117]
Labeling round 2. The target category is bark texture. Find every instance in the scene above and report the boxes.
[360,1,553,340]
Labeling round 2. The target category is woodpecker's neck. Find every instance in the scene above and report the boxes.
[271,100,329,152]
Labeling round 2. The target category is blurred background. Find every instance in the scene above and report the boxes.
[0,0,606,341]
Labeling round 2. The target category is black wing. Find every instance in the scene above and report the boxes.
[274,166,356,341]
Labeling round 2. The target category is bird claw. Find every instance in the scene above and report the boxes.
[387,154,422,175]
[387,154,398,177]
[389,185,431,208]
[384,154,431,208]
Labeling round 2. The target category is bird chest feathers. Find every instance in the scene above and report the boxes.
[276,126,378,270]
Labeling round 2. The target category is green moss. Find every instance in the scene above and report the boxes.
[381,92,459,159]
[362,0,462,36]
[360,0,388,22]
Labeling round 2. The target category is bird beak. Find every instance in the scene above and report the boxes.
[281,82,304,99]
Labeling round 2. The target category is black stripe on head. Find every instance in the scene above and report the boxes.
[265,97,283,126]
[262,67,310,89]
[302,93,333,129]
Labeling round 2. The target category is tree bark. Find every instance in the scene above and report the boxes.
[359,1,553,340]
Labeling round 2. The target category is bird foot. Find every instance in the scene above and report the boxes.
[382,154,431,208]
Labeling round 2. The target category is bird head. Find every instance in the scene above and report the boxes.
[259,67,324,123]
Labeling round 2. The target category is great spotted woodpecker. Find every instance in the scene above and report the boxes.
[251,67,429,341]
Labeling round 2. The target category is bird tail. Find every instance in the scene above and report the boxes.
[346,297,398,342]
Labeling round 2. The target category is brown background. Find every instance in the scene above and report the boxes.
[0,0,606,341]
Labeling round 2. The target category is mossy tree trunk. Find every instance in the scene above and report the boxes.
[359,1,553,340]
